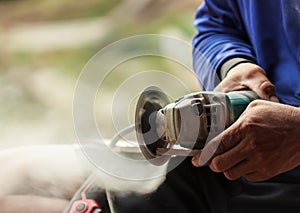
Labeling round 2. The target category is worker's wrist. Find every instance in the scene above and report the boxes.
[219,57,256,80]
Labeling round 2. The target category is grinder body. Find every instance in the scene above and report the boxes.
[135,87,258,165]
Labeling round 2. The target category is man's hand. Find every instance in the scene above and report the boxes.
[215,62,279,102]
[192,62,298,182]
[192,100,300,182]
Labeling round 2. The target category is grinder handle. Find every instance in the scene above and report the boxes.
[225,90,259,122]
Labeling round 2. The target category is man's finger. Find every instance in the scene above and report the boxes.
[198,121,243,166]
[247,79,279,102]
[243,172,268,182]
[192,151,202,167]
[223,159,256,181]
[209,140,249,173]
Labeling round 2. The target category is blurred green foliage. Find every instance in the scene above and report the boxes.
[0,0,202,147]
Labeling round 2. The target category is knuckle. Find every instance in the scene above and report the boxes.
[241,112,260,131]
[241,118,254,133]
[238,120,249,134]
[244,173,262,182]
[192,158,201,167]
[244,175,256,182]
[224,170,239,180]
[248,100,260,108]
[259,80,274,91]
[257,80,277,100]
[211,158,224,172]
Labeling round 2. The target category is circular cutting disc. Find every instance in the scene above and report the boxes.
[135,86,171,166]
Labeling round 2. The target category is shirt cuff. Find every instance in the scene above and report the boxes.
[219,57,256,80]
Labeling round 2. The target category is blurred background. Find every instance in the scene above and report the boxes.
[0,0,203,149]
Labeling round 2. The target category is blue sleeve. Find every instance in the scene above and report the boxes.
[193,0,256,91]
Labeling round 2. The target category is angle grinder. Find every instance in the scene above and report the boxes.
[135,86,258,165]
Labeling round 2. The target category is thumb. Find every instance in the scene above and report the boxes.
[247,79,279,102]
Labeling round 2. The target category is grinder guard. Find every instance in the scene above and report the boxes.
[135,86,171,166]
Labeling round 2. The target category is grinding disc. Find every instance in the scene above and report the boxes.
[135,86,171,166]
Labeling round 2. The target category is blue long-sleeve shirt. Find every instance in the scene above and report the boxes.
[193,0,300,177]
[193,0,300,106]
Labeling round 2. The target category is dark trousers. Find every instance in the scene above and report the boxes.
[112,157,300,213]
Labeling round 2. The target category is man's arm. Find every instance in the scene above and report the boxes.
[193,0,279,99]
[193,0,256,91]
[192,0,300,181]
